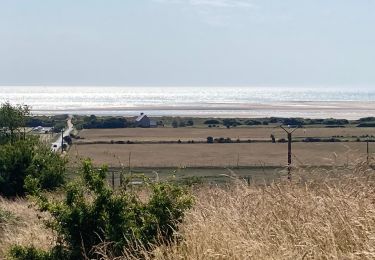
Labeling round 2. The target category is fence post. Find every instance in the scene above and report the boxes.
[112,171,115,190]
[61,129,64,154]
[129,152,133,193]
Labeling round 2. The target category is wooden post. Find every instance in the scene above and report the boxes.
[367,141,370,164]
[112,171,115,190]
[129,152,132,193]
[246,176,251,186]
[287,132,292,179]
[61,129,64,154]
[119,171,123,187]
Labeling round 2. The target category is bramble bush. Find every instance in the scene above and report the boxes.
[12,160,193,259]
[0,138,66,197]
[0,102,66,197]
[8,245,69,260]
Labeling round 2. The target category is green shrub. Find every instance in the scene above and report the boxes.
[322,118,349,125]
[30,160,193,259]
[282,118,305,126]
[204,119,221,125]
[223,119,241,127]
[244,120,262,126]
[9,245,51,260]
[0,138,66,197]
[358,122,375,127]
[214,137,232,143]
[8,245,69,260]
[26,116,55,128]
[180,176,203,186]
[52,122,66,133]
[358,117,375,122]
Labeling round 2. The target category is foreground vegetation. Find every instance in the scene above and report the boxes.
[2,163,375,259]
[100,162,375,259]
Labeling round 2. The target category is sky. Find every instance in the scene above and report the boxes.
[0,0,374,87]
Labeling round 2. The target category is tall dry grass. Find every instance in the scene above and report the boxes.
[2,162,375,259]
[111,162,375,260]
[0,197,54,258]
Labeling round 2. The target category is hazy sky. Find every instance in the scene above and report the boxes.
[0,0,374,87]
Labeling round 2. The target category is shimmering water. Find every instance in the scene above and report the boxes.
[1,86,375,119]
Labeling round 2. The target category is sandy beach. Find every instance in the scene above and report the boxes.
[33,101,375,119]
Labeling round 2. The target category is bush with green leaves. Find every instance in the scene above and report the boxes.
[8,245,69,260]
[0,102,30,144]
[0,138,66,197]
[204,119,221,125]
[24,160,193,259]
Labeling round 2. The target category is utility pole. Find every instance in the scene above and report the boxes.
[280,125,299,181]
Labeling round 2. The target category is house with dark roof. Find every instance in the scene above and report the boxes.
[135,113,157,128]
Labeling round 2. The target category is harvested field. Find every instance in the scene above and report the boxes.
[78,127,375,143]
[69,142,369,167]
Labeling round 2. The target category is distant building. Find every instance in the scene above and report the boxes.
[32,126,44,132]
[135,113,157,128]
[150,120,157,128]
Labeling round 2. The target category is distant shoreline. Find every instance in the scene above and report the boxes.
[3,86,375,119]
[30,101,375,120]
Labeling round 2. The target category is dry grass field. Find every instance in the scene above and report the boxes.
[2,164,375,259]
[78,127,375,142]
[96,163,375,259]
[69,142,369,168]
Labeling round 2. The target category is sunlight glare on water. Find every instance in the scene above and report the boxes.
[1,86,374,119]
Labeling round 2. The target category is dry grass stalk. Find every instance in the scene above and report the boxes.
[0,197,54,258]
[110,162,375,260]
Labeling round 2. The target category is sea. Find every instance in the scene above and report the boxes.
[1,86,375,119]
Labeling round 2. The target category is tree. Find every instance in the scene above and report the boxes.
[204,119,220,125]
[186,120,194,126]
[0,102,30,143]
[172,120,178,128]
